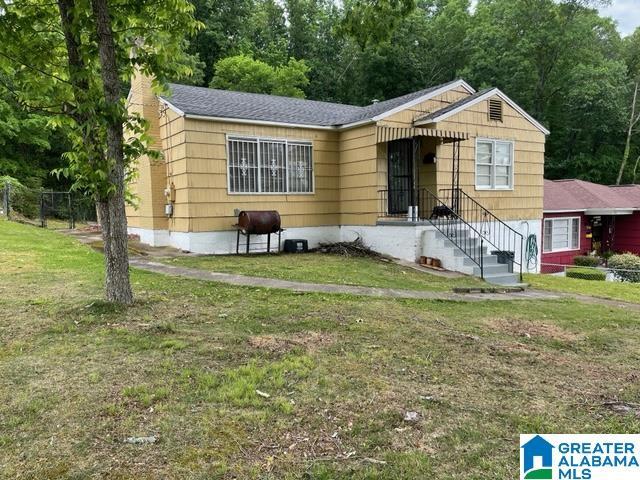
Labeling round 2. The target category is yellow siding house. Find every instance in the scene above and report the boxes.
[127,74,549,283]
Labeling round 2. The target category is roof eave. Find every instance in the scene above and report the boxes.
[160,97,185,116]
[585,208,635,216]
[543,208,587,214]
[543,208,638,215]
[185,113,339,131]
[337,119,375,130]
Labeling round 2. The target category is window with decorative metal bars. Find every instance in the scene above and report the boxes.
[227,136,313,194]
[488,99,503,122]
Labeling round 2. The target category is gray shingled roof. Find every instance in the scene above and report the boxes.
[340,79,464,124]
[161,79,465,127]
[415,88,493,123]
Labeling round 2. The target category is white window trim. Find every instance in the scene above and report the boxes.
[543,217,581,253]
[226,134,315,195]
[474,138,515,191]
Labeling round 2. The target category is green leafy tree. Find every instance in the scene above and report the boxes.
[272,59,312,97]
[619,28,640,184]
[210,55,274,93]
[284,0,345,101]
[243,0,290,66]
[210,54,310,98]
[0,0,200,304]
[0,84,70,188]
[341,0,417,49]
[464,0,627,183]
[341,0,471,104]
[187,0,253,85]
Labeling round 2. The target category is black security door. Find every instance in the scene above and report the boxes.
[387,139,414,215]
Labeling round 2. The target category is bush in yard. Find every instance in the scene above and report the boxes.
[566,267,606,281]
[608,253,640,283]
[573,255,600,267]
[1,175,39,219]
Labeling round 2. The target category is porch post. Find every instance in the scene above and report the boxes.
[412,137,419,220]
[451,140,461,215]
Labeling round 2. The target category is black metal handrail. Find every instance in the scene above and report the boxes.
[439,188,524,281]
[378,188,487,278]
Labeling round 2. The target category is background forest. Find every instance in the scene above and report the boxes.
[2,0,640,189]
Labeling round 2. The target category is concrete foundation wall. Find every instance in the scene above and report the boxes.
[129,219,542,273]
[129,226,340,254]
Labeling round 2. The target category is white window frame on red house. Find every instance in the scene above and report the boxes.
[543,217,581,253]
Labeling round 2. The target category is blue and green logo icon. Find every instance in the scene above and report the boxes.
[521,435,554,479]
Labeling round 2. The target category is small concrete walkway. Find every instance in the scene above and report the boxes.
[129,258,561,302]
[65,229,640,309]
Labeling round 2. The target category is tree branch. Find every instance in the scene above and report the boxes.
[0,77,67,116]
[0,51,72,85]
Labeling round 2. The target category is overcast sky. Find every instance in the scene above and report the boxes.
[598,0,640,36]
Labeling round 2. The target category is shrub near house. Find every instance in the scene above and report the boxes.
[573,256,600,267]
[566,267,606,281]
[609,253,640,283]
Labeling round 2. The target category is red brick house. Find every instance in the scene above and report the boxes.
[542,179,640,270]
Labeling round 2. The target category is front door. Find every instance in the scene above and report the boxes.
[387,139,414,215]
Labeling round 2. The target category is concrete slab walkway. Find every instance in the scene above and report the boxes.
[64,229,640,309]
[129,258,561,302]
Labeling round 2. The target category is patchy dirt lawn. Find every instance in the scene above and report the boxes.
[1,219,639,479]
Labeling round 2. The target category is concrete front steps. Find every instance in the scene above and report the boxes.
[422,227,522,286]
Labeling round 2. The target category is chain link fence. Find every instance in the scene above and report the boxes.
[541,263,640,283]
[1,182,97,229]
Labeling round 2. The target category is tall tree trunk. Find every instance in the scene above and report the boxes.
[617,81,639,185]
[632,154,640,184]
[91,0,133,304]
[57,0,132,303]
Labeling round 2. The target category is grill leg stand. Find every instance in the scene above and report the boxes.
[246,233,250,254]
[236,229,240,254]
[267,233,271,253]
[278,230,282,252]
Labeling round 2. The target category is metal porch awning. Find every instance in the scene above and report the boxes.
[376,126,469,144]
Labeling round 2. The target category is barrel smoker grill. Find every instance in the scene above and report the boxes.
[235,210,283,254]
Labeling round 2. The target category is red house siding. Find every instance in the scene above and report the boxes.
[613,212,640,255]
[541,212,590,271]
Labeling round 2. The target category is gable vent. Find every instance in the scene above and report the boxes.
[488,99,503,122]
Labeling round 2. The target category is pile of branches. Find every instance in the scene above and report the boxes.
[316,236,384,259]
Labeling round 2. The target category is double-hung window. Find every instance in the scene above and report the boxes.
[543,217,580,253]
[227,136,313,194]
[475,139,514,190]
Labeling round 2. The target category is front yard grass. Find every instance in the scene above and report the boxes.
[164,252,484,292]
[2,218,640,479]
[525,273,640,304]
